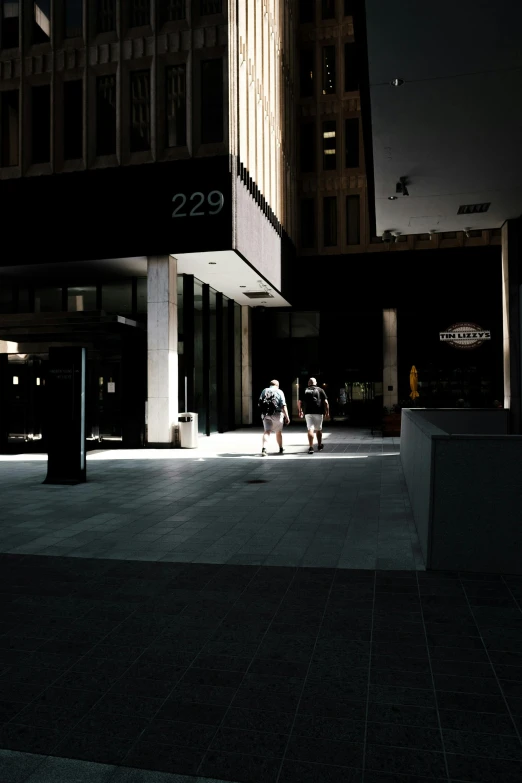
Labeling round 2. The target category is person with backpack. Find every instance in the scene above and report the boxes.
[258,380,290,456]
[298,377,330,454]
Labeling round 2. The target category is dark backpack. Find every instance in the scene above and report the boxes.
[259,389,278,415]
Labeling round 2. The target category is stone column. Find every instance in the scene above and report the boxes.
[502,218,522,433]
[383,308,398,410]
[147,255,178,445]
[241,305,253,425]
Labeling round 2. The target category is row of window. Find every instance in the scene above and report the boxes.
[0,1,223,49]
[0,279,147,315]
[300,43,358,98]
[0,60,222,167]
[300,195,361,248]
[300,1,359,24]
[300,117,359,173]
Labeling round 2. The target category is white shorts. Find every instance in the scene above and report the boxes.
[262,413,284,433]
[305,414,323,432]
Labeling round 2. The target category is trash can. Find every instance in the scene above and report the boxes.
[179,413,198,448]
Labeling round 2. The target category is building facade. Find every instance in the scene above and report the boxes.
[0,0,297,449]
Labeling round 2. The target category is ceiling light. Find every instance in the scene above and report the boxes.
[208,262,216,265]
[388,195,397,200]
[239,285,246,288]
[390,78,404,87]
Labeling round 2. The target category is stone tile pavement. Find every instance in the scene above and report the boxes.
[0,427,421,571]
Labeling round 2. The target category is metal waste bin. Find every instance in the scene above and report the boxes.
[179,413,198,448]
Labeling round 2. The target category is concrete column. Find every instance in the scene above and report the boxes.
[501,218,522,433]
[383,308,398,410]
[241,305,253,425]
[147,255,178,445]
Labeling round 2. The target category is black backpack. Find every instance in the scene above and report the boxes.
[259,389,278,415]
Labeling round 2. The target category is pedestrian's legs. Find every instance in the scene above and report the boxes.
[307,428,314,447]
[316,429,322,447]
[276,430,283,450]
[262,430,271,449]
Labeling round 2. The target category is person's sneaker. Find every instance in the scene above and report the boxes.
[318,444,324,451]
[279,447,284,455]
[261,448,267,457]
[308,447,314,454]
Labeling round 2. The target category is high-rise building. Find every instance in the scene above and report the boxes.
[0,1,297,448]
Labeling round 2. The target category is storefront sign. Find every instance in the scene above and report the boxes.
[439,323,491,349]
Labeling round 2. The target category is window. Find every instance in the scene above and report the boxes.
[32,0,50,44]
[323,196,337,246]
[345,117,359,168]
[300,199,315,248]
[102,282,132,313]
[344,42,359,91]
[159,0,185,24]
[65,0,82,38]
[31,85,50,164]
[1,90,19,166]
[96,0,115,33]
[299,49,314,98]
[96,74,116,155]
[130,70,151,152]
[322,120,336,171]
[1,0,19,48]
[201,0,222,13]
[346,194,360,245]
[35,288,62,313]
[67,286,96,312]
[321,0,335,20]
[0,284,14,314]
[165,64,186,147]
[299,122,315,173]
[201,58,223,143]
[299,0,314,24]
[63,80,83,159]
[130,0,150,27]
[322,46,336,95]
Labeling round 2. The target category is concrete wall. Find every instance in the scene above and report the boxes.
[406,408,510,435]
[401,409,522,574]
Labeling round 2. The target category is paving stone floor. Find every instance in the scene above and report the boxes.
[1,428,521,782]
[0,428,419,571]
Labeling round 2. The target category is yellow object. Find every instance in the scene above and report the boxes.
[409,365,420,400]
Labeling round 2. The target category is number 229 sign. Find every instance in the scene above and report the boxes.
[172,191,224,218]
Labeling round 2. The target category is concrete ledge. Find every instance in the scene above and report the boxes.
[401,408,522,574]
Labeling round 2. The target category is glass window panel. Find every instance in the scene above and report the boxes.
[322,119,336,170]
[64,80,83,160]
[299,0,314,24]
[96,0,115,34]
[165,64,186,147]
[130,0,150,27]
[130,70,151,152]
[322,46,336,95]
[1,0,19,48]
[96,74,116,156]
[323,196,337,247]
[159,0,185,23]
[35,287,62,313]
[321,0,335,20]
[1,90,19,167]
[102,281,132,313]
[33,0,50,44]
[300,198,315,248]
[67,285,96,312]
[299,48,314,98]
[300,122,315,173]
[194,279,206,433]
[344,42,359,91]
[346,194,360,245]
[177,275,185,412]
[345,117,359,168]
[65,0,82,38]
[291,312,320,338]
[0,283,14,314]
[31,85,50,164]
[201,0,222,13]
[209,288,217,432]
[234,302,241,426]
[201,59,223,143]
[136,278,147,314]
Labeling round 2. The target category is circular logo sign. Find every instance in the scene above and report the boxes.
[439,322,491,349]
